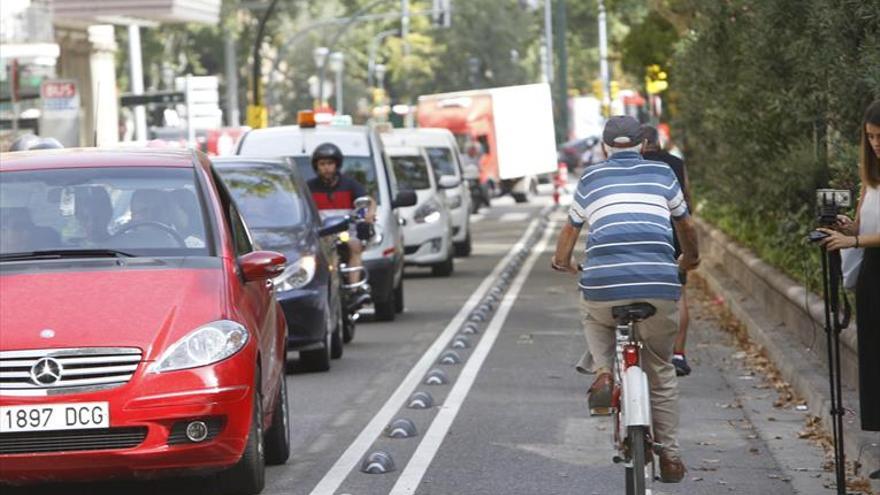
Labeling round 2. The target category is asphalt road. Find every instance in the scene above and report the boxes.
[7,190,837,495]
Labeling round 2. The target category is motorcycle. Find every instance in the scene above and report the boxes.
[334,197,377,339]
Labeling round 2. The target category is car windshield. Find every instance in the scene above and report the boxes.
[0,167,211,258]
[293,156,380,203]
[425,147,458,177]
[217,167,305,229]
[390,155,432,190]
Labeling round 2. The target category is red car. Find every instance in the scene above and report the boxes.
[0,148,290,494]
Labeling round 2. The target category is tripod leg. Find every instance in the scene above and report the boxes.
[821,248,847,495]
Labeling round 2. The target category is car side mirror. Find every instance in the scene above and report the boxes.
[239,251,286,282]
[438,175,460,189]
[392,190,417,208]
[319,216,349,237]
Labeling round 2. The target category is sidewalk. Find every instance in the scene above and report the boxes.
[686,276,864,494]
[694,217,880,494]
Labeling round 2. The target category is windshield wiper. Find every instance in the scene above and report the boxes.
[0,249,136,262]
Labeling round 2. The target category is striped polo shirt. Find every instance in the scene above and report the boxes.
[568,151,689,302]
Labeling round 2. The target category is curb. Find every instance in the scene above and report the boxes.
[694,218,880,489]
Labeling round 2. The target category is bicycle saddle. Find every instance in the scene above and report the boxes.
[611,302,657,325]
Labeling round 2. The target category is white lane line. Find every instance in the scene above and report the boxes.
[308,209,549,495]
[470,213,486,224]
[498,212,530,223]
[389,217,558,495]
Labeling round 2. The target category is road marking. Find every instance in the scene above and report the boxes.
[498,212,530,223]
[308,208,550,495]
[389,217,558,494]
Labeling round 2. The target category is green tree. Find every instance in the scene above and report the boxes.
[668,0,880,284]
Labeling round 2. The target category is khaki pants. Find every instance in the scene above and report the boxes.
[579,298,680,454]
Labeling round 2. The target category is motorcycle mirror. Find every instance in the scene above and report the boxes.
[354,196,372,210]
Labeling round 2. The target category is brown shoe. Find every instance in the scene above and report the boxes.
[588,372,613,416]
[659,451,686,483]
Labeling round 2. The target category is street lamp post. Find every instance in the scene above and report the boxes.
[249,0,281,129]
[313,46,329,108]
[598,0,611,116]
[373,63,387,121]
[368,29,397,88]
[374,63,387,91]
[329,51,345,114]
[543,0,553,84]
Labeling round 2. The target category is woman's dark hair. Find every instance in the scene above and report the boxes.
[860,99,880,188]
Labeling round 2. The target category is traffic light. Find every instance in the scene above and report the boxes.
[645,64,668,94]
[610,80,619,99]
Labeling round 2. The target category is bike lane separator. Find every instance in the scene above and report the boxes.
[388,217,558,495]
[308,206,552,495]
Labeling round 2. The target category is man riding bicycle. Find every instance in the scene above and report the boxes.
[307,142,377,288]
[552,116,700,483]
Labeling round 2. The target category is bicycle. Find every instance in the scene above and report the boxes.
[560,265,660,494]
[609,302,657,495]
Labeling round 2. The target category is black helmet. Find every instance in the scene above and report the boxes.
[311,142,343,172]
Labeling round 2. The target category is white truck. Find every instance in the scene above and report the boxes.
[417,83,558,202]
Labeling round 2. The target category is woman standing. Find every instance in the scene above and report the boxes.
[820,99,880,432]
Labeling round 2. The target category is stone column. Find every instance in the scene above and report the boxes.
[88,25,118,146]
[55,24,118,147]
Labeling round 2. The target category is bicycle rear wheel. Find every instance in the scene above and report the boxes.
[625,425,647,495]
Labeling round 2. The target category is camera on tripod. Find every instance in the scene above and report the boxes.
[807,189,853,495]
[809,189,852,242]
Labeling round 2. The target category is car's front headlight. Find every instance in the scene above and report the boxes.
[150,320,249,373]
[273,255,317,291]
[414,200,442,224]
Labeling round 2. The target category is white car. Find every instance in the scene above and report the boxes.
[385,146,456,276]
[381,128,473,256]
[235,120,417,321]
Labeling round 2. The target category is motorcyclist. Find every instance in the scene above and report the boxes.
[306,143,377,288]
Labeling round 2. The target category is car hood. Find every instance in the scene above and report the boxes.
[0,259,228,361]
